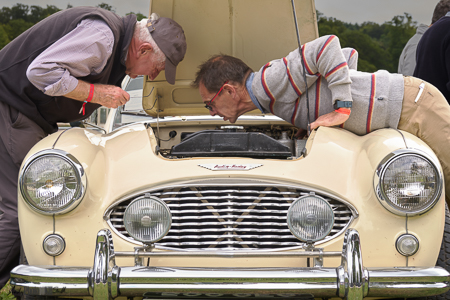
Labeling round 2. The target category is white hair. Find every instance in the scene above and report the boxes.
[135,18,166,66]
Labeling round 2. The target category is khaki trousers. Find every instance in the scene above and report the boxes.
[398,76,450,203]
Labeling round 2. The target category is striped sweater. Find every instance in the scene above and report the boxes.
[251,35,404,135]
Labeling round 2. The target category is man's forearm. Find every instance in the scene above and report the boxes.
[64,80,130,108]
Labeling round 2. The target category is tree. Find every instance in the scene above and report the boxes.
[381,13,417,71]
[0,7,12,24]
[10,3,29,21]
[4,19,33,41]
[317,10,419,73]
[0,24,9,49]
[127,12,147,21]
[97,3,115,12]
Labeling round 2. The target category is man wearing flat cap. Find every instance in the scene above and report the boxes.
[0,6,186,288]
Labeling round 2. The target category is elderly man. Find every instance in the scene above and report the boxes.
[0,6,186,288]
[193,34,450,208]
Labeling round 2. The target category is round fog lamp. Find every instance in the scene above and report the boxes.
[396,234,419,256]
[43,234,66,256]
[124,196,171,243]
[287,194,334,242]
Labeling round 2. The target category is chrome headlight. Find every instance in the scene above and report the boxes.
[375,150,442,216]
[124,196,172,243]
[287,194,334,242]
[19,150,86,215]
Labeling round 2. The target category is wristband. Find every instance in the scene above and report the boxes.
[80,84,94,116]
[335,108,351,115]
[333,100,352,110]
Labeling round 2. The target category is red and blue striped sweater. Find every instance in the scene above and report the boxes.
[251,35,404,135]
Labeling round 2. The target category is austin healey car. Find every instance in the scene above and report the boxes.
[10,0,450,299]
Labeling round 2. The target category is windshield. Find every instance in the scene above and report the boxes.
[113,76,153,130]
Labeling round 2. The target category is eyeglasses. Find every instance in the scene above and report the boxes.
[204,81,229,111]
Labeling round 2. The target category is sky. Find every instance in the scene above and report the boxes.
[1,0,438,26]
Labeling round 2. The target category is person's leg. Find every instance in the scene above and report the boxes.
[398,76,450,204]
[0,135,21,287]
[0,102,45,288]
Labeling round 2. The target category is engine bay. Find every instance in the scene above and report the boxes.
[151,123,307,159]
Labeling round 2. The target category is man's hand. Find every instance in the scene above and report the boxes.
[64,80,130,108]
[91,84,130,108]
[310,109,350,131]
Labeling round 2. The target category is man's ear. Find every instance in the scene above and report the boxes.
[224,83,239,99]
[138,43,153,57]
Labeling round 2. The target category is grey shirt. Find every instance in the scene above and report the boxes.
[26,18,114,96]
[398,23,429,76]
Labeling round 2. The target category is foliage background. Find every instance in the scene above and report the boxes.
[0,3,146,51]
[0,4,418,73]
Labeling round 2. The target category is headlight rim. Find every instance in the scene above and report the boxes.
[396,233,420,256]
[19,149,86,215]
[375,149,443,216]
[43,234,66,257]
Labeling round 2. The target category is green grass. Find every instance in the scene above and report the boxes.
[0,282,15,300]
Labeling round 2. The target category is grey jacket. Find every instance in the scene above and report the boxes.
[398,24,429,76]
[251,35,404,135]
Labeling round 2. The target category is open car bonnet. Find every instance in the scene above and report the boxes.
[143,0,318,117]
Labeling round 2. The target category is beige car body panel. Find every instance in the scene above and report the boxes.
[19,125,445,268]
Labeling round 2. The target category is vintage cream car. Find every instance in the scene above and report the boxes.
[10,0,450,299]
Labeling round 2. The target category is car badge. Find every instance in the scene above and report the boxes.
[199,164,263,171]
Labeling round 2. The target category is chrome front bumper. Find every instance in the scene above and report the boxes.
[11,229,450,299]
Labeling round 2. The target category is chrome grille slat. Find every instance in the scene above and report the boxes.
[171,208,289,213]
[161,235,296,240]
[162,196,299,202]
[153,190,301,196]
[171,215,288,220]
[107,185,356,250]
[158,241,302,246]
[168,209,289,214]
[166,202,292,208]
[167,228,293,233]
[169,221,291,227]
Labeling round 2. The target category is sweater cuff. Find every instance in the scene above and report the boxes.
[330,83,353,106]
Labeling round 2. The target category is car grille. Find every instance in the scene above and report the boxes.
[106,184,356,250]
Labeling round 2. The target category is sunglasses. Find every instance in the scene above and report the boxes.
[204,81,229,111]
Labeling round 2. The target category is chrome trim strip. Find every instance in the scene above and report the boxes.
[113,250,342,258]
[10,229,450,299]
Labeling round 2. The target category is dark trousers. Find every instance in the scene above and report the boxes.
[0,101,45,288]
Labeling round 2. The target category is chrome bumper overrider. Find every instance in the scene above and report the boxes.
[11,229,450,299]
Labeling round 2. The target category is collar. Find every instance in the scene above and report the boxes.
[246,72,266,113]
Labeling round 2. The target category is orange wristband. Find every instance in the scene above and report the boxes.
[81,84,94,116]
[335,108,351,115]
